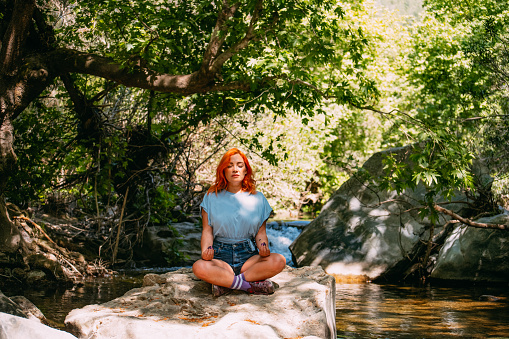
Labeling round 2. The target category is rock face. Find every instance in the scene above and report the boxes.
[135,222,202,266]
[7,295,47,322]
[431,213,509,282]
[65,266,336,339]
[290,144,484,280]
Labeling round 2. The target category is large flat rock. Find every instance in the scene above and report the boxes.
[65,266,336,339]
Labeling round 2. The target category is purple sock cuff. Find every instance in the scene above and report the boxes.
[230,275,241,289]
[230,274,250,291]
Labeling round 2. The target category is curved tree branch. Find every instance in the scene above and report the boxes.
[50,49,252,95]
[53,49,201,93]
[209,0,264,74]
[434,204,508,231]
[201,0,242,74]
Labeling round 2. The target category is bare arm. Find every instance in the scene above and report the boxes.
[200,209,214,260]
[255,221,270,257]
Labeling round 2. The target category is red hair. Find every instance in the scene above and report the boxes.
[208,148,256,195]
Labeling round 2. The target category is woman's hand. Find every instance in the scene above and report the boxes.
[255,222,271,257]
[258,242,271,257]
[202,246,214,261]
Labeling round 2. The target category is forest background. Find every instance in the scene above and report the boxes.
[2,0,508,267]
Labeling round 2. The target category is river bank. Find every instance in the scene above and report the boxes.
[2,220,509,338]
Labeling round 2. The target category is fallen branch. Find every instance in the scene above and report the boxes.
[58,255,84,277]
[31,238,84,280]
[433,204,508,230]
[13,216,59,246]
[375,217,460,283]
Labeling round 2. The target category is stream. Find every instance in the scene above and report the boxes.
[3,221,509,338]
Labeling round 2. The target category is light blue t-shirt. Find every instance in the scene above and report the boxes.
[200,190,272,241]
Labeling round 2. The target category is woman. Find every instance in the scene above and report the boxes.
[192,148,286,296]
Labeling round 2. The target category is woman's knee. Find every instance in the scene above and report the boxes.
[192,259,208,278]
[270,253,286,272]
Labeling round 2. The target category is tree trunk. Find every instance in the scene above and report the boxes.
[0,0,67,283]
[0,117,22,253]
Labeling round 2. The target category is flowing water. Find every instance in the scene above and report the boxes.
[335,283,509,338]
[3,221,509,338]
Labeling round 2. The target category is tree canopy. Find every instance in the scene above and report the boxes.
[0,0,383,261]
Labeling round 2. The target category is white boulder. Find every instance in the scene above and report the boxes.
[0,312,78,339]
[65,266,336,339]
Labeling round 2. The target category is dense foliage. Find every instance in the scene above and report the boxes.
[397,0,509,215]
[6,0,383,216]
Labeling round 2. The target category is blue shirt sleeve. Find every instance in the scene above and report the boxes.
[199,192,211,226]
[259,192,273,226]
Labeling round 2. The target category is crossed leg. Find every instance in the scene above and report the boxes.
[192,258,236,287]
[192,252,286,288]
[240,252,286,282]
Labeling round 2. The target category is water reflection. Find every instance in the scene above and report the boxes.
[336,283,509,338]
[3,274,143,329]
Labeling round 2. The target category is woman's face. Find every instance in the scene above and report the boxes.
[225,153,247,186]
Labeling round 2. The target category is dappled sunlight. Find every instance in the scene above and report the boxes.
[61,266,336,338]
[368,208,391,218]
[363,237,385,261]
[325,261,386,278]
[439,225,466,254]
[235,194,258,217]
[399,221,421,239]
[347,215,361,230]
[310,249,332,266]
[349,198,362,211]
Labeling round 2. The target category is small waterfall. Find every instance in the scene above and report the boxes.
[266,220,309,266]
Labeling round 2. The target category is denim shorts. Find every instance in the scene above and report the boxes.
[213,238,259,275]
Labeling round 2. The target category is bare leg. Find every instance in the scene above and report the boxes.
[192,259,235,288]
[240,253,286,282]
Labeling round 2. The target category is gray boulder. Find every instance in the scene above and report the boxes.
[431,213,509,282]
[8,295,46,322]
[65,266,336,339]
[0,291,28,318]
[0,291,52,325]
[290,144,474,280]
